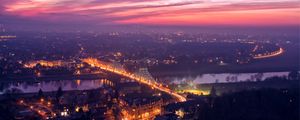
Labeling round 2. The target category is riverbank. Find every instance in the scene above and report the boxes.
[171,78,300,96]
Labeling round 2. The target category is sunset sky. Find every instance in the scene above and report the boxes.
[0,0,299,27]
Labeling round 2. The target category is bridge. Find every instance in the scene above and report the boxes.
[82,58,186,102]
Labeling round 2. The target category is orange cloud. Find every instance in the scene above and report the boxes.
[118,9,299,26]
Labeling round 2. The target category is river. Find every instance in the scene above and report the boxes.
[0,79,112,94]
[159,71,289,84]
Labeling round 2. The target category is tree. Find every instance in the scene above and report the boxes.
[55,87,63,103]
[209,86,217,97]
[38,89,44,98]
[288,71,300,80]
[88,90,96,103]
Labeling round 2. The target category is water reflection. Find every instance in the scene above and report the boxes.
[0,79,113,94]
[162,72,289,84]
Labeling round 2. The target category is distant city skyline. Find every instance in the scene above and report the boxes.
[0,0,299,29]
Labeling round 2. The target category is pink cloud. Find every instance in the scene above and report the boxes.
[1,0,299,26]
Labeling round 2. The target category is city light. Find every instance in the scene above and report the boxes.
[253,47,284,59]
[82,58,187,102]
[0,1,298,119]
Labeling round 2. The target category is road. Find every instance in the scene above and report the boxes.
[82,58,186,102]
[19,100,55,119]
[253,47,284,59]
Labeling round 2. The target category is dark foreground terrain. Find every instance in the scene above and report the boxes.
[160,75,300,120]
[161,88,299,120]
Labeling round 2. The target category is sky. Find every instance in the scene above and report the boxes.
[0,0,299,30]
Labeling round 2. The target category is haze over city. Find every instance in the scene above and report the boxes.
[0,0,299,120]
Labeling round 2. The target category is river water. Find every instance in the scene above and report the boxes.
[0,79,108,94]
[159,71,289,84]
[0,71,290,94]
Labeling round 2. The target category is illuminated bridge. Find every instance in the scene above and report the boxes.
[82,58,186,102]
